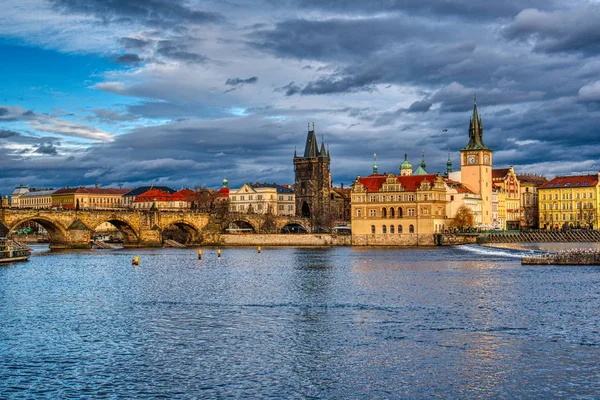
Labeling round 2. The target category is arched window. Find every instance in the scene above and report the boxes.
[398,208,403,218]
[409,224,415,233]
[398,225,403,233]
[390,225,395,234]
[382,225,387,234]
[390,207,395,217]
[382,208,387,218]
[371,225,376,234]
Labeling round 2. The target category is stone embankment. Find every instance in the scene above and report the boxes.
[522,249,600,265]
[479,230,600,244]
[219,234,352,246]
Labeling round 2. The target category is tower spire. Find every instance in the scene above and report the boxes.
[462,95,489,151]
[373,153,378,174]
[445,148,453,177]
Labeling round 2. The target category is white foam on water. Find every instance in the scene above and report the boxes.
[458,244,537,259]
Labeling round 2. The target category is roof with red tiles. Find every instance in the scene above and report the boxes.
[358,174,438,192]
[539,174,599,189]
[516,174,548,185]
[492,168,510,179]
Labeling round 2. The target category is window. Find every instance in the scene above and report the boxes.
[249,195,253,200]
[369,209,377,217]
[382,225,387,234]
[288,196,293,201]
[398,225,402,233]
[382,208,387,218]
[357,209,361,217]
[371,225,376,234]
[391,208,395,217]
[409,224,414,233]
[288,205,293,211]
[390,225,395,234]
[278,196,283,201]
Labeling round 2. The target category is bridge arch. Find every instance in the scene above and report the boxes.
[163,221,202,244]
[90,218,140,245]
[223,219,257,234]
[8,217,69,248]
[279,222,307,234]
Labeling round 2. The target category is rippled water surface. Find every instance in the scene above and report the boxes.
[1,245,600,398]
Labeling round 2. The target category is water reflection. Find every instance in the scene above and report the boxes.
[1,246,599,397]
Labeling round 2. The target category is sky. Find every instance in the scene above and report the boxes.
[1,0,600,195]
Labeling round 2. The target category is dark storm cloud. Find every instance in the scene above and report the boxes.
[0,129,20,138]
[250,16,444,62]
[274,82,301,96]
[34,143,59,156]
[503,5,600,56]
[116,53,142,64]
[0,108,8,117]
[408,100,432,113]
[292,0,559,20]
[155,40,208,64]
[51,0,224,28]
[225,77,258,86]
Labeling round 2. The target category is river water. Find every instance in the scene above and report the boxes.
[1,245,599,398]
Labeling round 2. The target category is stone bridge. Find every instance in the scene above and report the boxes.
[0,209,310,249]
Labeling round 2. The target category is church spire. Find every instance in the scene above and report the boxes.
[462,95,490,151]
[373,153,378,174]
[303,121,319,157]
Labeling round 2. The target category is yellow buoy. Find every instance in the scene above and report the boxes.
[198,249,203,260]
[217,249,221,258]
[258,246,261,254]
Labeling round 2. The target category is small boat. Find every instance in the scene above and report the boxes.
[0,237,32,263]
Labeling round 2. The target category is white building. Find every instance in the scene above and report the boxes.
[229,183,295,216]
[18,189,56,209]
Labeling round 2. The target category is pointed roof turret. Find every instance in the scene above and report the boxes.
[319,136,327,158]
[303,122,319,158]
[373,153,378,174]
[414,151,428,175]
[462,95,490,151]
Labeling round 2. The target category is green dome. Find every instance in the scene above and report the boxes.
[400,154,412,170]
[222,178,228,188]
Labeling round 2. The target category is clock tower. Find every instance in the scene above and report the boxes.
[460,96,493,225]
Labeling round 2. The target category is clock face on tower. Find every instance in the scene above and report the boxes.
[484,155,489,164]
[467,156,476,165]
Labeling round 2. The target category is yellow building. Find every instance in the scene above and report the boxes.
[52,187,129,210]
[492,166,521,230]
[459,98,493,225]
[351,161,448,245]
[538,174,600,230]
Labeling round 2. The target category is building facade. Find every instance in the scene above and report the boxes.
[123,186,176,208]
[229,183,295,216]
[459,99,493,225]
[538,174,600,230]
[445,179,482,226]
[294,124,331,226]
[351,170,448,242]
[517,174,547,230]
[52,187,130,209]
[492,167,521,230]
[132,188,194,210]
[18,189,56,209]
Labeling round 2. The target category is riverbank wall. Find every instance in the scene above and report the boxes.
[522,250,600,265]
[479,230,600,244]
[217,234,352,246]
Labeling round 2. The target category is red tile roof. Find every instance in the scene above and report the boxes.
[358,174,438,192]
[444,179,474,194]
[357,175,387,192]
[539,174,599,189]
[516,174,548,185]
[492,168,510,179]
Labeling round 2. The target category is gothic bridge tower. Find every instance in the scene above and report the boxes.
[293,123,331,226]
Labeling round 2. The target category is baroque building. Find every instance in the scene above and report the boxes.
[351,157,448,245]
[293,124,331,227]
[492,167,521,230]
[459,98,493,225]
[538,174,599,230]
